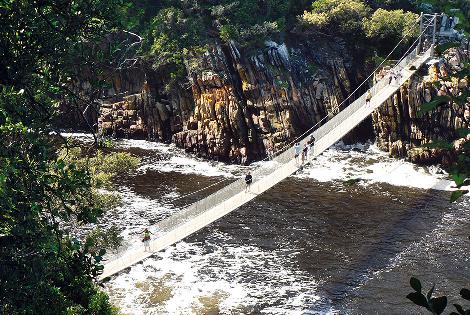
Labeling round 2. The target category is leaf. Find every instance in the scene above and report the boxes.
[407,292,429,308]
[418,96,451,115]
[435,42,461,55]
[460,289,470,301]
[410,277,422,292]
[456,128,470,138]
[427,284,435,300]
[450,190,469,203]
[420,140,454,150]
[452,173,468,187]
[429,296,447,315]
[454,303,465,315]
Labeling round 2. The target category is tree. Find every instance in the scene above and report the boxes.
[363,8,419,52]
[0,0,132,313]
[301,0,371,37]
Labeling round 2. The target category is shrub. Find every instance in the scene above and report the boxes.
[301,0,371,36]
[363,8,419,43]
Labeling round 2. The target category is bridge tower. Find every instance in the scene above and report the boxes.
[418,13,439,55]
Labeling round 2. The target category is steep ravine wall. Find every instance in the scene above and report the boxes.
[372,47,470,165]
[98,38,362,163]
[92,41,469,166]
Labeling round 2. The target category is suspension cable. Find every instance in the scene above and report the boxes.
[170,16,435,207]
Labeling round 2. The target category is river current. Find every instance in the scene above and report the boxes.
[66,133,469,314]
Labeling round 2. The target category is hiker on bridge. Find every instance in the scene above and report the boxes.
[388,69,395,85]
[307,135,315,157]
[142,228,152,252]
[302,143,309,164]
[365,90,372,108]
[266,141,274,160]
[245,172,253,192]
[294,142,301,165]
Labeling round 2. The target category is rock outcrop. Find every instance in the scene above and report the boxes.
[372,47,470,164]
[97,37,361,163]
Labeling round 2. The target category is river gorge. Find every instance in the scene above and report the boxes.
[66,133,469,314]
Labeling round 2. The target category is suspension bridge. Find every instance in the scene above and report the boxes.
[99,13,452,281]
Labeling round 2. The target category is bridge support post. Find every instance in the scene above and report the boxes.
[418,12,424,54]
[431,13,438,55]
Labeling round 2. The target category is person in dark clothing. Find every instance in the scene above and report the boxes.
[245,172,253,192]
[388,69,395,85]
[302,143,309,164]
[448,16,454,29]
[307,135,316,158]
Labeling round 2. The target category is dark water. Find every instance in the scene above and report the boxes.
[101,139,469,314]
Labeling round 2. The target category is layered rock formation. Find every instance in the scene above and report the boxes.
[372,47,470,164]
[97,38,360,163]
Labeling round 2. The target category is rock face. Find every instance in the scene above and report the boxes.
[97,37,361,163]
[371,47,470,164]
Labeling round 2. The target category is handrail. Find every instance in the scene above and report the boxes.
[151,39,433,235]
[100,42,434,278]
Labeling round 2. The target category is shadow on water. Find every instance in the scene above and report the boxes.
[200,177,465,313]
[320,189,439,304]
[104,140,467,313]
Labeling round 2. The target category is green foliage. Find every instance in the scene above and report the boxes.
[363,9,419,43]
[418,96,452,116]
[219,24,238,42]
[407,278,447,314]
[0,0,133,313]
[301,0,419,57]
[407,277,470,315]
[86,226,124,254]
[134,0,313,74]
[302,0,371,37]
[435,42,462,56]
[149,7,206,68]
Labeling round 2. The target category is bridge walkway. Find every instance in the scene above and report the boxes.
[99,42,434,281]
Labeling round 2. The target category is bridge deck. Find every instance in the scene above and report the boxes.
[99,47,432,281]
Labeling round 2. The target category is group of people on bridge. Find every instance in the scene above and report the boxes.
[244,134,316,192]
[294,134,316,166]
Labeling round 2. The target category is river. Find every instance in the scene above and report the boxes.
[65,134,469,314]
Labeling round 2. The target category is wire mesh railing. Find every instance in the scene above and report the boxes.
[152,30,434,235]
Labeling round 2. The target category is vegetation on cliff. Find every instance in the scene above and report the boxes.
[1,0,469,314]
[0,0,138,314]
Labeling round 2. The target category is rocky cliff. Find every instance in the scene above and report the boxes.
[372,47,470,165]
[97,37,363,163]
[90,37,469,166]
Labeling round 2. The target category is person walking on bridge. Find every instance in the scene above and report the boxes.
[307,135,316,158]
[142,228,152,252]
[302,143,309,164]
[365,90,372,108]
[294,142,301,165]
[245,172,253,192]
[395,71,402,85]
[388,69,395,85]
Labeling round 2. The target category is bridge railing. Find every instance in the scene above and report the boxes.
[152,32,433,235]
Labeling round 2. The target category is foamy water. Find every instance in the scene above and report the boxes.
[61,134,468,314]
[297,142,459,191]
[61,133,458,191]
[107,231,322,314]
